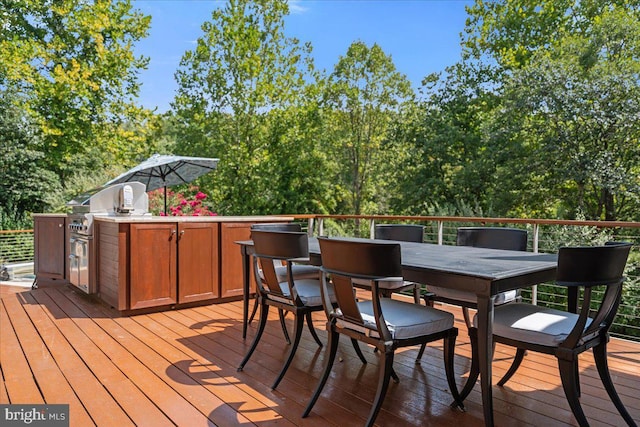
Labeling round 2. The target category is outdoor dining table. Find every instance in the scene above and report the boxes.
[236,237,558,426]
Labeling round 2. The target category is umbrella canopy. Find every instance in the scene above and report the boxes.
[105,154,219,213]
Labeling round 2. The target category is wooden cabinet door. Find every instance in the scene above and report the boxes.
[220,222,254,298]
[34,215,67,281]
[178,222,220,303]
[129,223,177,309]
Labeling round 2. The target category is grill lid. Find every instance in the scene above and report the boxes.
[67,182,149,214]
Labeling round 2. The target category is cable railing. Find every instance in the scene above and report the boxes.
[0,229,34,264]
[2,216,639,341]
[290,214,640,342]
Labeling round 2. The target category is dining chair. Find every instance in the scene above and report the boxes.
[247,222,321,342]
[464,242,635,427]
[424,226,528,326]
[373,224,425,303]
[237,230,331,389]
[416,227,528,361]
[302,237,464,426]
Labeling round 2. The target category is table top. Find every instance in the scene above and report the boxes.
[237,236,558,295]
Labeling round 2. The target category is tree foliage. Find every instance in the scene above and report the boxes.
[171,0,323,214]
[323,41,414,215]
[0,0,152,178]
[0,90,60,228]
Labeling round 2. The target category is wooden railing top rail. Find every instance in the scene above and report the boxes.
[288,214,640,229]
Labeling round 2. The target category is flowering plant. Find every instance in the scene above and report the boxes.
[148,186,217,216]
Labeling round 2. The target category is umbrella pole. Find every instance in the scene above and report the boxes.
[164,185,167,214]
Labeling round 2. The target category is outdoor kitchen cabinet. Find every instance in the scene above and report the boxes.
[96,220,220,311]
[94,216,291,314]
[128,222,220,310]
[33,214,68,285]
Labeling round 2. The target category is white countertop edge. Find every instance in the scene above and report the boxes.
[93,215,295,223]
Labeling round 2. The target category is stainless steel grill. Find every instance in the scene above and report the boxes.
[67,182,150,293]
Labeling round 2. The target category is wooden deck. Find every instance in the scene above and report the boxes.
[1,283,639,426]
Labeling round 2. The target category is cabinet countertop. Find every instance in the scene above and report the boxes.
[93,215,294,224]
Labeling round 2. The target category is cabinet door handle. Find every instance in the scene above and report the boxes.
[169,229,176,240]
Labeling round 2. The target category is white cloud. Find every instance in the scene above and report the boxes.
[288,0,308,15]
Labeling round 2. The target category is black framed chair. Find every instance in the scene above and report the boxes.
[237,230,330,389]
[463,242,635,427]
[373,224,425,303]
[424,227,528,328]
[417,227,528,362]
[302,237,463,426]
[247,222,320,341]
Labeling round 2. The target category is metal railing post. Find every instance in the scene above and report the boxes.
[307,217,314,237]
[369,219,375,239]
[437,221,444,245]
[318,218,324,236]
[532,223,539,305]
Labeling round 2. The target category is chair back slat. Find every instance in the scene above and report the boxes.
[251,230,309,261]
[457,227,527,251]
[374,224,424,243]
[251,230,309,301]
[556,242,632,287]
[319,237,402,280]
[251,222,301,232]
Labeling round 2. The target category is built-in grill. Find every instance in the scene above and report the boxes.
[67,182,150,293]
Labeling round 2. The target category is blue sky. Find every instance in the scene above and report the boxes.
[132,0,473,113]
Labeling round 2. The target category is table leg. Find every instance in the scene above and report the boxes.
[241,245,250,339]
[476,295,495,427]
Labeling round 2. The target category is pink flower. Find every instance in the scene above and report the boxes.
[180,199,188,206]
[195,191,207,200]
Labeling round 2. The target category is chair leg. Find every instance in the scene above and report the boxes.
[593,343,638,427]
[390,366,400,383]
[278,308,291,344]
[238,302,269,371]
[302,327,340,418]
[462,307,473,329]
[558,358,589,427]
[497,348,526,386]
[415,343,427,362]
[272,310,305,390]
[351,338,368,364]
[457,327,480,404]
[248,295,259,324]
[444,332,464,410]
[413,284,421,304]
[305,312,323,347]
[366,350,394,427]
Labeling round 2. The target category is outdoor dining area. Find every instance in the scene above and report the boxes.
[2,223,639,426]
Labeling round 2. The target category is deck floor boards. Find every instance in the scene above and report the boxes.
[1,284,639,427]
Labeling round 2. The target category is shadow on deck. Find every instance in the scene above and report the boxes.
[1,284,638,426]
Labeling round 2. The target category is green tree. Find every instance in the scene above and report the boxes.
[0,0,152,179]
[172,0,317,215]
[497,7,640,220]
[0,90,61,228]
[323,41,413,215]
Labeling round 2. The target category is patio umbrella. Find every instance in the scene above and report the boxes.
[105,154,219,214]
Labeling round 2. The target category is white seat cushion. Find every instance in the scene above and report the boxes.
[274,264,320,282]
[270,279,335,307]
[352,277,417,291]
[427,285,517,305]
[474,302,592,347]
[337,298,454,340]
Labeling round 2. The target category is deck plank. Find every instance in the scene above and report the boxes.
[1,293,95,426]
[1,285,639,427]
[0,299,44,404]
[31,288,175,427]
[53,287,229,426]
